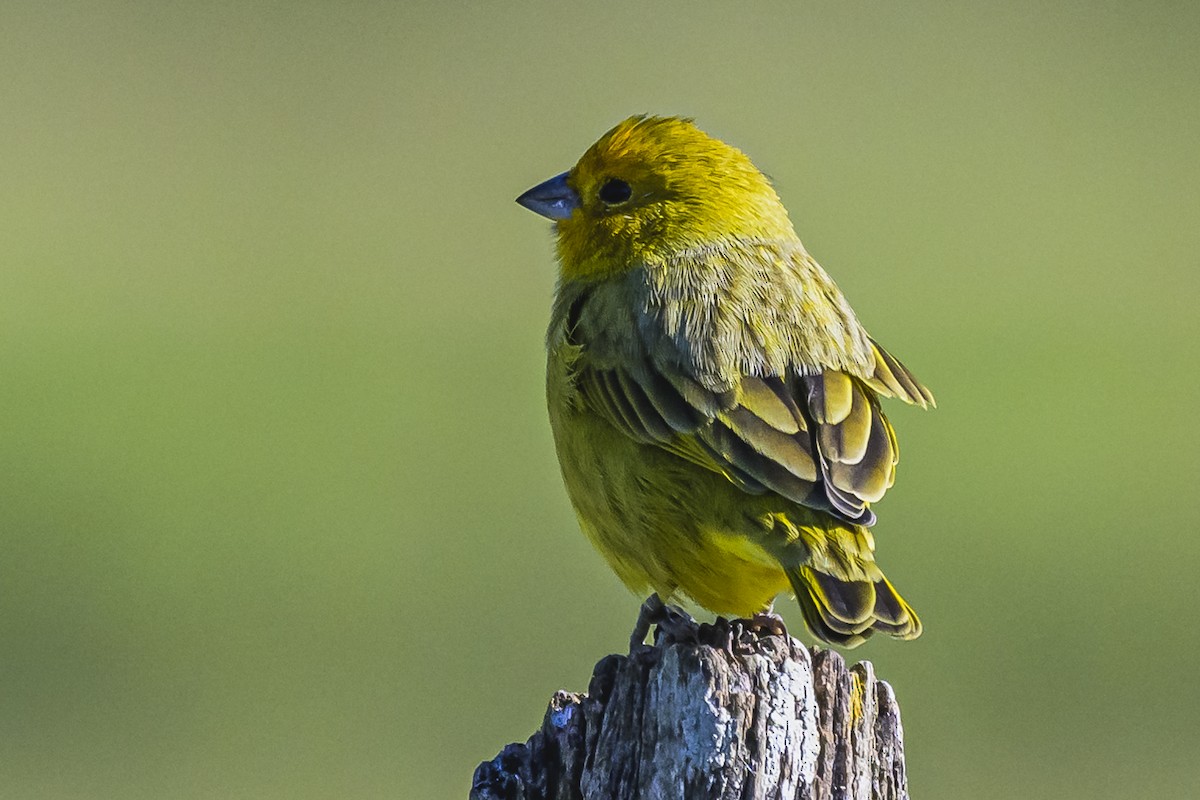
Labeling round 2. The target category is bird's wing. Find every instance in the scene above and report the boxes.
[559,241,933,526]
[575,357,920,526]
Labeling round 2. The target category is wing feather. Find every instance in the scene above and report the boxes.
[817,375,872,465]
[864,338,936,408]
[739,376,802,433]
[631,367,704,432]
[577,358,906,526]
[718,406,817,482]
[701,420,818,504]
[615,370,675,440]
[829,398,896,503]
[560,277,930,527]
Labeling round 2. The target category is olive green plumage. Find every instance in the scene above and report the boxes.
[520,115,933,647]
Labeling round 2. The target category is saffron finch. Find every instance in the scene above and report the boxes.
[517,116,934,647]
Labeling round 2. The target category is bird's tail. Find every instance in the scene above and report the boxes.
[781,523,921,648]
[786,567,921,648]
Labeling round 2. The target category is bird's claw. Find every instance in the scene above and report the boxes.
[630,596,789,656]
[629,593,699,653]
[745,609,789,638]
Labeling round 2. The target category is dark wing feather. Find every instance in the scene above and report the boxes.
[804,371,900,521]
[577,368,653,443]
[863,338,936,408]
[576,352,908,525]
[701,415,821,505]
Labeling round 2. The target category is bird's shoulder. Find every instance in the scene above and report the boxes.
[639,237,876,387]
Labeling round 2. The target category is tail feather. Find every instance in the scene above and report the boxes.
[871,576,922,637]
[808,569,876,629]
[787,566,921,648]
[792,576,871,648]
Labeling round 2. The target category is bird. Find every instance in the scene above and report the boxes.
[516,115,934,648]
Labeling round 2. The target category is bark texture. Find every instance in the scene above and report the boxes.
[471,624,909,800]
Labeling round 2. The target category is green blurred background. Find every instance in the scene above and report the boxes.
[2,2,1197,798]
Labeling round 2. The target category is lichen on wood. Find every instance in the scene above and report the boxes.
[471,621,910,800]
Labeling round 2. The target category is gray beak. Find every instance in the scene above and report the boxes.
[516,172,580,220]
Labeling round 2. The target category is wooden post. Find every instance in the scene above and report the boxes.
[470,619,910,800]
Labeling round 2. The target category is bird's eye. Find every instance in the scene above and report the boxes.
[598,178,632,205]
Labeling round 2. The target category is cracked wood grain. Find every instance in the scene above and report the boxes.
[471,626,909,800]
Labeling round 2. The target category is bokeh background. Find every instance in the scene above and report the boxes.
[2,2,1198,798]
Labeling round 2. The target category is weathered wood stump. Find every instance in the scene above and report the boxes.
[471,619,910,800]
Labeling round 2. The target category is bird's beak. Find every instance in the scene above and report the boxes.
[516,172,580,220]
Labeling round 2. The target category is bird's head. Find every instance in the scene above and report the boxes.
[517,116,796,283]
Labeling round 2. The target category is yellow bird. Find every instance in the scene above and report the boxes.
[517,116,934,647]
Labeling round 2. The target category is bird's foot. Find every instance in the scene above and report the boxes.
[629,593,699,653]
[743,607,789,638]
[703,606,789,655]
